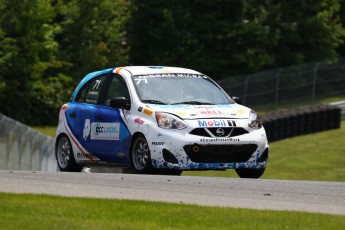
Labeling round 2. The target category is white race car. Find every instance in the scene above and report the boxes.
[55,66,269,178]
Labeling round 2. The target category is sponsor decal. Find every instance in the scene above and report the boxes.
[117,152,125,158]
[143,108,153,116]
[235,109,246,115]
[200,110,226,116]
[83,119,91,140]
[198,120,237,127]
[138,107,143,112]
[134,118,144,124]
[91,122,120,140]
[157,133,171,139]
[152,142,164,145]
[198,120,227,127]
[228,120,237,127]
[175,111,187,116]
[134,73,208,79]
[77,152,98,160]
[200,138,240,143]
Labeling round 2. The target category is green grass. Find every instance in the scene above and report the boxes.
[32,126,56,138]
[0,193,344,230]
[183,120,345,181]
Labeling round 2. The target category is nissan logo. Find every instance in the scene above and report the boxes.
[216,128,225,136]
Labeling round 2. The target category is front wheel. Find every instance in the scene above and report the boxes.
[131,135,154,174]
[235,168,265,179]
[56,135,83,172]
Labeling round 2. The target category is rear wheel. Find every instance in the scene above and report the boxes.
[235,168,265,179]
[56,135,83,172]
[131,135,154,174]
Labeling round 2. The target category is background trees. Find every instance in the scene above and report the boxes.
[0,0,344,125]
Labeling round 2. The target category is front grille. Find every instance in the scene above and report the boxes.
[184,144,257,163]
[190,127,248,137]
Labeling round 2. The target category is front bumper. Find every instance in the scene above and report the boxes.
[147,119,269,170]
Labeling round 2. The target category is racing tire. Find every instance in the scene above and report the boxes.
[235,168,265,179]
[131,135,154,174]
[56,135,83,172]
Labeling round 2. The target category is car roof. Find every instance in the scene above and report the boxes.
[114,66,202,76]
[71,66,203,101]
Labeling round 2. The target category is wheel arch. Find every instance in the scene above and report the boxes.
[55,133,69,153]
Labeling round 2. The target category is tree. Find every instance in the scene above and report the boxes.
[0,0,67,125]
[263,0,345,67]
[54,0,130,82]
[128,0,345,78]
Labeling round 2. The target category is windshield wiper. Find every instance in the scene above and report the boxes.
[172,101,214,105]
[142,99,167,105]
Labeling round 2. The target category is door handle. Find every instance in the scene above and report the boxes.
[69,112,76,118]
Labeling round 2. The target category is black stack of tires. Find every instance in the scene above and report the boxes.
[262,104,341,142]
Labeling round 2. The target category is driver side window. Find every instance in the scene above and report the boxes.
[76,75,106,104]
[104,75,130,106]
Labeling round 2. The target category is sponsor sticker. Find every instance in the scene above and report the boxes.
[152,142,164,145]
[91,122,120,140]
[143,108,153,116]
[200,138,240,142]
[198,119,227,127]
[236,109,246,115]
[134,118,145,124]
[200,110,226,116]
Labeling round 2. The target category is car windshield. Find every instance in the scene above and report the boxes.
[132,73,233,105]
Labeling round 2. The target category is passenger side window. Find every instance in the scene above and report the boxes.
[104,75,130,105]
[76,75,106,104]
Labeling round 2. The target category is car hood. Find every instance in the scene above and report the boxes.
[146,104,250,119]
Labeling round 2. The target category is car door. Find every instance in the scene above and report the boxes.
[90,73,131,163]
[70,74,108,155]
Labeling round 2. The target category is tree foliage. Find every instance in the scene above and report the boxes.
[0,0,344,125]
[129,0,345,78]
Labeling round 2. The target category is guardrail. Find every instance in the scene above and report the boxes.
[0,113,57,171]
[262,104,341,142]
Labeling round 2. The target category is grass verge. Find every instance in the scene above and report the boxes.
[0,193,344,230]
[32,126,56,138]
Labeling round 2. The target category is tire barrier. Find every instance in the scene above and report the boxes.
[330,100,345,120]
[0,113,57,171]
[262,104,341,143]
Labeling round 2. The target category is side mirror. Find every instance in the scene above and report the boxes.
[232,96,241,104]
[110,97,131,110]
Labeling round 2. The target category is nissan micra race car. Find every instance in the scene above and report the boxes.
[55,66,269,178]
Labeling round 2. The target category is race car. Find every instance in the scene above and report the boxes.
[55,66,269,178]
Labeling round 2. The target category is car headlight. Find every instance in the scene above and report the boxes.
[248,110,262,129]
[155,112,187,129]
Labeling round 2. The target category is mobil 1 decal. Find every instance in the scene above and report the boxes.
[198,119,236,127]
[91,122,120,140]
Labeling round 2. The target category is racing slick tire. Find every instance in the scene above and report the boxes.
[55,135,83,172]
[235,168,265,179]
[131,134,155,174]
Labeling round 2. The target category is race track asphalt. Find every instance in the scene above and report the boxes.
[0,170,344,215]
